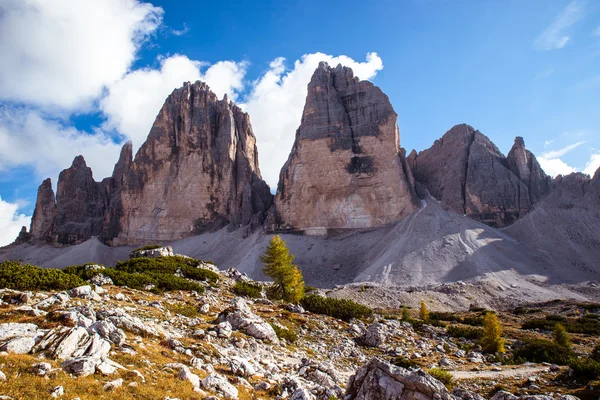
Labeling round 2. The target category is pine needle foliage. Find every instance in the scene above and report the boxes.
[480,312,505,353]
[260,235,305,304]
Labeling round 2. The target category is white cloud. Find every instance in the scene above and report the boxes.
[0,0,163,111]
[538,142,600,178]
[241,52,384,189]
[0,196,31,247]
[100,55,247,151]
[0,107,121,181]
[538,156,577,177]
[534,0,584,51]
[540,141,585,159]
[171,23,189,36]
[583,151,600,176]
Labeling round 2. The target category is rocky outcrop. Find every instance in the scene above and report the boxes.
[506,137,552,204]
[408,125,551,227]
[26,81,273,246]
[506,171,600,275]
[345,358,454,400]
[53,156,108,244]
[268,62,419,234]
[29,178,56,242]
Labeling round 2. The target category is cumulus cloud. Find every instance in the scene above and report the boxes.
[0,107,122,181]
[241,52,384,189]
[0,196,31,247]
[0,0,163,111]
[101,55,247,150]
[583,151,600,176]
[538,142,600,178]
[533,0,584,51]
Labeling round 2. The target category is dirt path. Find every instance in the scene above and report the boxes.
[450,365,549,380]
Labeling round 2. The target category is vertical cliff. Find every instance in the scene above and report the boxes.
[268,62,419,234]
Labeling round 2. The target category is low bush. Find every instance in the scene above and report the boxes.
[300,294,373,322]
[427,368,454,389]
[167,303,201,318]
[391,356,419,369]
[270,323,298,343]
[232,281,263,298]
[513,339,574,365]
[0,261,85,291]
[64,262,204,293]
[591,344,600,362]
[522,315,600,335]
[568,357,600,381]
[429,312,460,322]
[115,256,219,283]
[447,325,483,340]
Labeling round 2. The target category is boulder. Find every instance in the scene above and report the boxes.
[345,358,454,400]
[0,323,38,341]
[0,337,35,354]
[202,373,239,399]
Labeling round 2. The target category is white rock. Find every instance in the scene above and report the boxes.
[0,323,38,341]
[50,385,64,398]
[202,373,238,399]
[96,361,117,375]
[32,362,53,376]
[229,356,256,378]
[0,371,6,381]
[0,337,35,354]
[199,303,210,314]
[103,378,123,392]
[62,357,98,377]
[178,366,200,387]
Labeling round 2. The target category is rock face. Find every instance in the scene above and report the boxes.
[27,81,272,245]
[506,136,552,205]
[506,171,600,276]
[345,358,454,400]
[106,81,273,244]
[268,62,419,234]
[53,156,108,244]
[408,125,551,227]
[29,178,57,242]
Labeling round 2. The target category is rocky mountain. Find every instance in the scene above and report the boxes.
[26,81,273,246]
[407,125,552,227]
[267,62,419,234]
[506,169,600,274]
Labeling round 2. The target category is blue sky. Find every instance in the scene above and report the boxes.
[0,0,599,245]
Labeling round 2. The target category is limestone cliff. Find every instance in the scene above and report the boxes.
[28,81,272,245]
[268,62,420,233]
[408,124,551,227]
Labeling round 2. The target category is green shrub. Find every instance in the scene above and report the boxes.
[300,294,373,322]
[63,262,204,293]
[167,303,200,318]
[522,315,600,335]
[447,325,483,340]
[115,256,219,283]
[232,281,263,298]
[568,357,600,381]
[0,261,85,291]
[392,356,419,369]
[270,323,298,343]
[427,368,455,389]
[462,315,485,326]
[430,312,460,322]
[513,339,574,365]
[590,344,600,362]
